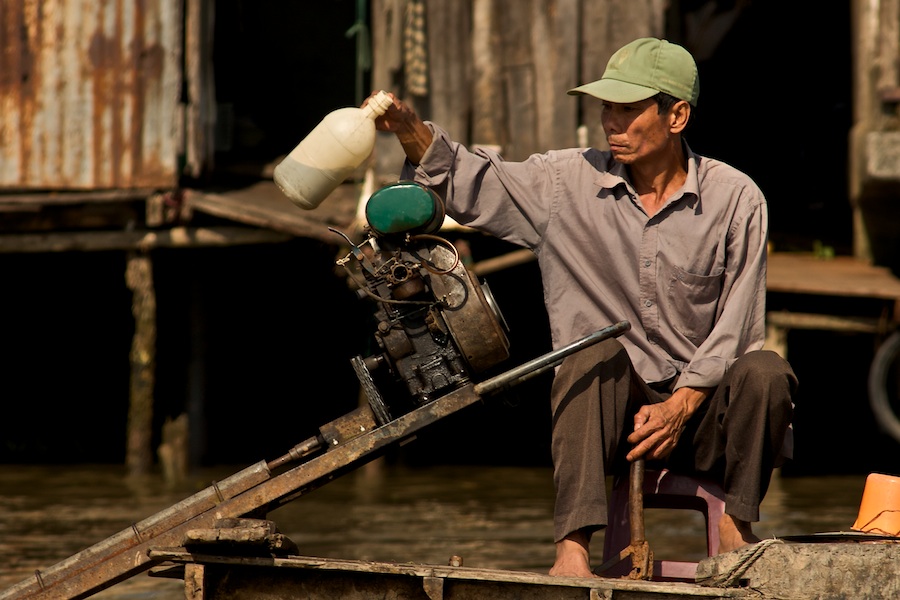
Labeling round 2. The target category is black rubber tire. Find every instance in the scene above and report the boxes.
[868,330,900,444]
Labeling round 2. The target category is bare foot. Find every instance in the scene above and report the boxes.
[549,530,598,577]
[718,513,761,554]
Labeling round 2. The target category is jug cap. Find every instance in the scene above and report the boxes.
[366,90,393,117]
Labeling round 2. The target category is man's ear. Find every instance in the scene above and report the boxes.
[670,101,691,133]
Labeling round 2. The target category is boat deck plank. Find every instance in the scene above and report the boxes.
[149,549,752,600]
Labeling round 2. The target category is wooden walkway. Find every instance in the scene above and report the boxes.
[183,180,362,244]
[0,181,360,253]
[764,252,900,358]
[767,253,900,305]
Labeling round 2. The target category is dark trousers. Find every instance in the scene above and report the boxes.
[549,338,797,543]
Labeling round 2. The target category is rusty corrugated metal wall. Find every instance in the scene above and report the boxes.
[0,0,183,190]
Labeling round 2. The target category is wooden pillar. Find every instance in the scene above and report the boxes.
[187,275,207,467]
[184,0,217,178]
[125,250,157,475]
[184,563,206,600]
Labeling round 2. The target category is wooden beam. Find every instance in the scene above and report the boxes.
[766,311,884,334]
[125,251,157,476]
[0,189,159,205]
[184,185,357,243]
[0,227,291,253]
[470,248,536,276]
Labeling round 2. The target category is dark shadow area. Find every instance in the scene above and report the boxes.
[675,0,854,255]
[152,239,369,466]
[0,252,133,462]
[0,241,370,466]
[211,0,365,175]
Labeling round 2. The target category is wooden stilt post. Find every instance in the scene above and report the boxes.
[125,250,156,475]
[186,276,206,468]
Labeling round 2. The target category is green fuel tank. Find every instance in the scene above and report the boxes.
[364,181,445,236]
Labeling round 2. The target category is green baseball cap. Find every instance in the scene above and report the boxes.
[568,38,699,106]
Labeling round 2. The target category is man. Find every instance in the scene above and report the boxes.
[367,37,797,578]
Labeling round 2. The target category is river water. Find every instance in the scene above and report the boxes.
[0,462,868,599]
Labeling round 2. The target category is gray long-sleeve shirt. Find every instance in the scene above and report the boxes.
[402,123,768,391]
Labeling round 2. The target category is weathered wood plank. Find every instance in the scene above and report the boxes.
[371,0,668,170]
[471,0,504,148]
[184,564,205,600]
[125,251,157,475]
[184,181,361,242]
[766,311,883,334]
[577,0,664,148]
[184,0,215,178]
[499,0,538,161]
[767,253,900,302]
[426,0,471,141]
[0,227,290,253]
[470,248,536,276]
[0,189,157,205]
[148,551,752,599]
[531,0,579,150]
[370,0,409,176]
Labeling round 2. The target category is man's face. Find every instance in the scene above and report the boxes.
[599,99,672,165]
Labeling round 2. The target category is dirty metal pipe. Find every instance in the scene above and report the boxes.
[474,320,630,397]
[627,457,654,580]
[267,435,324,470]
[630,458,646,544]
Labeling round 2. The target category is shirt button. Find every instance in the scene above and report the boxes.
[644,300,652,307]
[644,260,651,267]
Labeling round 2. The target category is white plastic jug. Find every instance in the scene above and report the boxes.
[274,90,393,210]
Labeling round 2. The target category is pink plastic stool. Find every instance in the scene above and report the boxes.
[601,468,726,581]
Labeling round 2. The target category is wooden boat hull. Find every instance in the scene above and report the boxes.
[149,550,751,600]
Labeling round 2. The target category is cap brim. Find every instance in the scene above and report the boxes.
[567,78,658,103]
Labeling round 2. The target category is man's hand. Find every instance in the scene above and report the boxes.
[363,91,433,164]
[626,386,710,461]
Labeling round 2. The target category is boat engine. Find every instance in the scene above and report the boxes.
[332,181,511,424]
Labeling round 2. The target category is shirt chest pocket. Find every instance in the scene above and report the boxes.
[663,264,724,345]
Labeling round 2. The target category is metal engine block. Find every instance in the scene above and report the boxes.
[335,182,510,424]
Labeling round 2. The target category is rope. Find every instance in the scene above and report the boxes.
[698,538,783,588]
[404,0,428,96]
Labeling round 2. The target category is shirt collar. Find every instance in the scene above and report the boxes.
[592,140,701,211]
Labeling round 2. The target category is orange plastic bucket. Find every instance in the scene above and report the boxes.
[851,472,900,535]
